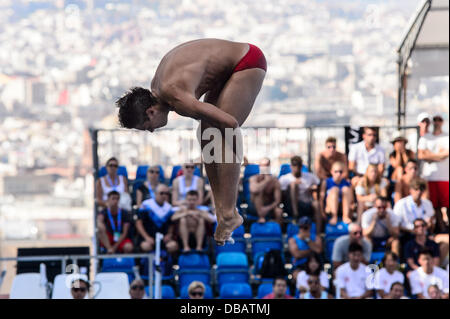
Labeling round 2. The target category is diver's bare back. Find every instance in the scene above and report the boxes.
[151,39,250,101]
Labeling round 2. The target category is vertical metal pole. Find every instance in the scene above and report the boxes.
[154,232,163,299]
[148,254,153,299]
[307,127,313,171]
[90,128,100,277]
[397,59,402,130]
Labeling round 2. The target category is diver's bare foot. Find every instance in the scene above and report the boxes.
[214,209,243,246]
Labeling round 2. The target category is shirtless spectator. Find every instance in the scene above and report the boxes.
[136,165,163,207]
[279,155,322,230]
[394,159,428,203]
[249,158,283,224]
[96,157,129,209]
[348,127,385,187]
[136,185,178,254]
[315,137,348,180]
[320,161,353,225]
[389,133,415,182]
[172,163,204,207]
[171,190,216,251]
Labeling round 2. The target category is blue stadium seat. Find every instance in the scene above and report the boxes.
[179,284,214,299]
[145,285,176,299]
[370,251,385,264]
[216,252,249,288]
[277,163,308,178]
[178,252,211,288]
[214,225,246,255]
[135,165,165,183]
[324,221,349,262]
[219,283,253,299]
[257,282,290,299]
[140,250,174,281]
[250,222,283,260]
[98,166,128,179]
[101,257,135,282]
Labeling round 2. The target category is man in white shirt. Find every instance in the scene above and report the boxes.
[393,177,434,234]
[417,114,449,234]
[279,155,321,230]
[362,197,401,256]
[335,242,372,299]
[348,127,385,187]
[409,248,449,299]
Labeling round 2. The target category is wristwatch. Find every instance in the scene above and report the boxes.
[304,237,311,243]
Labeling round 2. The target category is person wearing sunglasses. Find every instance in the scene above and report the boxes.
[301,274,333,299]
[96,157,129,208]
[172,163,204,207]
[136,165,163,207]
[171,190,216,252]
[418,113,449,242]
[320,161,353,225]
[404,218,441,274]
[187,281,205,299]
[137,184,178,255]
[332,223,372,270]
[129,279,147,299]
[70,278,90,300]
[361,196,401,256]
[315,136,348,181]
[394,159,428,204]
[389,132,415,182]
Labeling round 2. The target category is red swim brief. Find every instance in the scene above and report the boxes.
[232,43,267,73]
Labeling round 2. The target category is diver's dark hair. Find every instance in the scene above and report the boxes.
[116,87,157,128]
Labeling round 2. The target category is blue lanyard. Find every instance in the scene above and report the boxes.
[408,197,424,220]
[107,175,119,190]
[107,208,122,233]
[147,181,156,198]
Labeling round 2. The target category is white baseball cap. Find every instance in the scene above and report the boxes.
[417,112,430,123]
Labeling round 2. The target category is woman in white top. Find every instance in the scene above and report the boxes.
[355,164,389,222]
[374,251,405,299]
[96,157,129,208]
[171,163,204,207]
[296,252,329,295]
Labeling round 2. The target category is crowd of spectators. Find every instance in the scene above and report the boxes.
[92,116,448,299]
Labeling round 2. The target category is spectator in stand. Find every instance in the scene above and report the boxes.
[136,185,178,254]
[389,132,415,182]
[428,284,445,299]
[249,158,283,224]
[95,157,129,209]
[404,218,440,273]
[417,112,431,138]
[362,197,401,256]
[262,277,294,299]
[335,243,373,299]
[355,164,390,222]
[288,216,323,281]
[314,136,348,180]
[320,161,353,225]
[97,191,133,254]
[70,278,90,299]
[394,178,434,235]
[408,248,449,299]
[136,165,163,207]
[171,190,216,251]
[172,163,204,207]
[295,252,329,295]
[301,274,334,299]
[188,281,205,299]
[374,252,405,299]
[348,127,385,187]
[385,282,408,299]
[394,159,428,203]
[129,279,146,299]
[418,113,449,246]
[279,155,322,230]
[332,223,372,270]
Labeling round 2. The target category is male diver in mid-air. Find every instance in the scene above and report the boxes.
[116,39,266,245]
